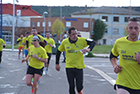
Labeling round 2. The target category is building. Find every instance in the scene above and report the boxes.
[31,17,94,42]
[71,6,140,45]
[2,4,42,43]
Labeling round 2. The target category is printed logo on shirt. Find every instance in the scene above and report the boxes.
[67,47,70,49]
[122,55,136,61]
[121,50,126,54]
[138,51,140,54]
[68,50,75,53]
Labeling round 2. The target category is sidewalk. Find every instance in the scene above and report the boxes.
[3,48,110,57]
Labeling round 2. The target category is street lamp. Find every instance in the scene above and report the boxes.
[43,11,48,38]
[12,0,15,51]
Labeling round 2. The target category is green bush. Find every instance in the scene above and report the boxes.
[85,51,95,57]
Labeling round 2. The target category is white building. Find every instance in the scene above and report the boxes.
[71,6,140,45]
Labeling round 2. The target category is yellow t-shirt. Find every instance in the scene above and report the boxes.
[44,38,55,53]
[17,38,23,47]
[28,46,48,69]
[58,37,88,69]
[0,38,5,51]
[112,36,140,89]
[22,37,27,50]
[27,34,44,47]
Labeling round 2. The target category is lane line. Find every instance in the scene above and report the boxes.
[86,65,116,85]
[22,76,26,80]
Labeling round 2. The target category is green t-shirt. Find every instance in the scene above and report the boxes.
[44,38,55,53]
[112,36,140,89]
[58,37,88,69]
[28,46,48,69]
[0,38,5,51]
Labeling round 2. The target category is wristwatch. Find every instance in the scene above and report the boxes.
[38,57,41,60]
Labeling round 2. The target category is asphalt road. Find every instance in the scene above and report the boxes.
[0,51,116,94]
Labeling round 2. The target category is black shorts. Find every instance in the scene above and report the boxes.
[26,66,44,76]
[114,84,140,94]
[47,53,52,64]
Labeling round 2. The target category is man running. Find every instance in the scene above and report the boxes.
[44,32,55,74]
[110,17,140,94]
[55,27,96,94]
[0,38,6,67]
[17,34,24,59]
[22,32,30,67]
[26,27,47,49]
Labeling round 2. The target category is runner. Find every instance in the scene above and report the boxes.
[0,38,6,67]
[44,32,55,74]
[22,32,30,67]
[55,27,96,94]
[17,34,24,59]
[26,27,47,49]
[110,17,140,94]
[22,36,48,94]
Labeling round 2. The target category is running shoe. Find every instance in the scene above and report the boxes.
[22,56,24,59]
[45,69,48,75]
[78,90,83,94]
[31,88,34,93]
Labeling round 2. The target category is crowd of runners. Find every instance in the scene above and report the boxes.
[1,17,140,94]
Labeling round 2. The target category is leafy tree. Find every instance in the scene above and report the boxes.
[124,25,128,36]
[51,19,65,35]
[93,19,107,41]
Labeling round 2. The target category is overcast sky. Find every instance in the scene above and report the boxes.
[2,0,140,7]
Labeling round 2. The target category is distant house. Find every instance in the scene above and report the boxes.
[31,17,94,42]
[2,4,42,43]
[71,6,140,45]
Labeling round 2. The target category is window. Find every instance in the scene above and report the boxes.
[37,22,40,27]
[103,39,106,44]
[105,28,108,33]
[66,22,71,27]
[124,17,130,22]
[113,17,119,22]
[42,22,45,27]
[102,16,108,22]
[32,22,35,27]
[83,22,88,28]
[48,21,51,27]
[113,28,119,34]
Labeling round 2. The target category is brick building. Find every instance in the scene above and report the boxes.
[31,17,95,42]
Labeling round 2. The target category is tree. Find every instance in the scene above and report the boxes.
[51,19,65,41]
[124,25,128,36]
[93,19,107,41]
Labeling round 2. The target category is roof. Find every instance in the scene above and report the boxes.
[72,6,140,15]
[2,4,42,16]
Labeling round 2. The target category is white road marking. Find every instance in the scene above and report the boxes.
[22,76,26,80]
[10,69,21,72]
[1,92,15,94]
[86,65,116,85]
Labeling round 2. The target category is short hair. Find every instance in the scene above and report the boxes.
[68,27,76,34]
[32,27,37,30]
[129,18,140,22]
[39,42,46,48]
[26,32,30,34]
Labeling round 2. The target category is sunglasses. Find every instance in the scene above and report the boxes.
[32,40,38,42]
